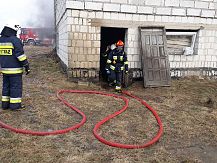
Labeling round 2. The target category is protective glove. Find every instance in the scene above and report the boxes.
[24,64,30,75]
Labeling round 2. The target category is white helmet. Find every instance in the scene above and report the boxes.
[5,22,21,31]
[111,44,116,50]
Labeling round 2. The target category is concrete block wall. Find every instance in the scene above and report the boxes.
[65,0,217,18]
[55,0,67,25]
[66,9,101,79]
[125,28,141,70]
[56,13,69,67]
[55,0,68,67]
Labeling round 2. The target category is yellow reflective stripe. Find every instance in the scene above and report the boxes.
[113,56,117,60]
[0,43,14,49]
[121,66,124,70]
[0,43,14,46]
[110,65,115,70]
[120,56,123,61]
[1,68,23,74]
[0,46,14,49]
[18,54,27,61]
[1,70,23,74]
[2,96,10,102]
[107,60,112,64]
[10,98,22,104]
[115,86,121,90]
[2,99,10,102]
[124,61,128,65]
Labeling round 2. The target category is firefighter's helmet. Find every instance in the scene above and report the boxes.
[111,44,116,50]
[5,23,21,31]
[116,40,124,46]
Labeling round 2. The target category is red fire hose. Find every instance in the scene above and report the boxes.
[0,90,163,149]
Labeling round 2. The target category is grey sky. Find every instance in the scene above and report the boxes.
[0,0,54,30]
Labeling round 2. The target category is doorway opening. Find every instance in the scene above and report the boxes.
[100,27,127,81]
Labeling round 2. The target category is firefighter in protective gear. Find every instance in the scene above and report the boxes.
[0,25,30,110]
[106,40,128,92]
[101,44,116,82]
[104,44,116,83]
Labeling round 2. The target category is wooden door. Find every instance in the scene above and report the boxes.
[140,27,171,87]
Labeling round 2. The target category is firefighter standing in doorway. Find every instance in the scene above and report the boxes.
[101,44,112,81]
[106,40,128,92]
[0,24,30,110]
[104,44,116,84]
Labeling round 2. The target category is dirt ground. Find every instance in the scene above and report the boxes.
[0,46,217,163]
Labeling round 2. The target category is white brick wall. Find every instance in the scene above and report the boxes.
[137,6,153,14]
[103,3,120,12]
[85,2,103,11]
[56,12,69,66]
[187,8,201,16]
[195,1,209,9]
[121,4,137,13]
[61,0,217,20]
[201,10,215,18]
[156,7,172,15]
[145,0,163,6]
[55,0,67,24]
[66,1,84,10]
[172,8,186,16]
[165,0,180,7]
[111,0,128,4]
[180,0,194,8]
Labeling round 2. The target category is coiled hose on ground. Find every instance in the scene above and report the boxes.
[0,90,163,149]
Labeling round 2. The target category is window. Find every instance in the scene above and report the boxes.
[166,30,198,56]
[21,29,29,35]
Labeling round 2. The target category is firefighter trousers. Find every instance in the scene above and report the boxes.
[2,75,22,110]
[110,69,123,88]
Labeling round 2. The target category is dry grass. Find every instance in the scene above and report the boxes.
[0,46,217,163]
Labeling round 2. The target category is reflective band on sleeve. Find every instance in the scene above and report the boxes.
[10,98,22,104]
[113,56,117,60]
[124,61,128,65]
[17,54,27,61]
[1,68,23,74]
[107,59,112,64]
[110,65,115,70]
[2,96,10,102]
[121,66,124,70]
[0,43,14,49]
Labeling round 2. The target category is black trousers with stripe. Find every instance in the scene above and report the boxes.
[2,74,22,110]
[109,70,123,87]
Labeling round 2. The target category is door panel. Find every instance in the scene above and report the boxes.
[140,27,171,87]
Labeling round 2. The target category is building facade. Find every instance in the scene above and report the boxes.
[54,0,217,85]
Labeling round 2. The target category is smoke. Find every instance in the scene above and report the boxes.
[26,0,54,28]
[0,0,54,31]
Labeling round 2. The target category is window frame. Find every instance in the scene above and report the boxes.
[166,31,197,56]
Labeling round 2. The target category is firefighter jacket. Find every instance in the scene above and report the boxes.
[107,48,128,72]
[102,48,111,58]
[0,26,29,75]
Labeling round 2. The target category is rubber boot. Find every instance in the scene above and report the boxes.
[11,105,26,111]
[115,86,122,93]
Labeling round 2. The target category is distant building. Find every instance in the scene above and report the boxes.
[54,0,217,87]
